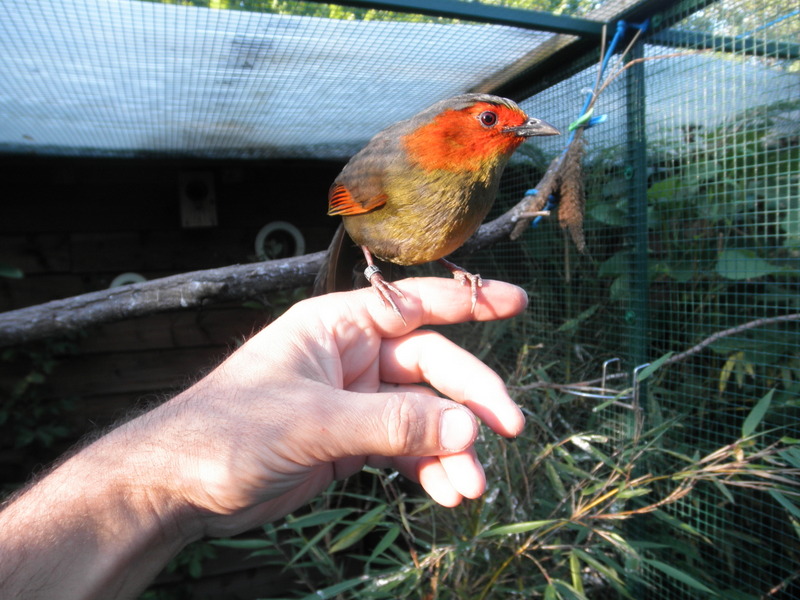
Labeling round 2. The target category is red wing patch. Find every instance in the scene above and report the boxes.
[327,183,387,216]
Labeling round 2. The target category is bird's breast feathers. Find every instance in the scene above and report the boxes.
[342,170,499,265]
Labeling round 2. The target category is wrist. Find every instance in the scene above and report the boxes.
[0,415,199,599]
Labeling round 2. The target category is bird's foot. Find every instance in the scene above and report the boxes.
[438,258,482,313]
[364,264,406,323]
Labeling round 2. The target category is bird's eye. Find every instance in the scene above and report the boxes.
[479,111,498,127]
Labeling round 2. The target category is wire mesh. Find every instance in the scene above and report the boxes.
[1,0,797,597]
[465,0,799,597]
[0,0,560,158]
[448,0,645,21]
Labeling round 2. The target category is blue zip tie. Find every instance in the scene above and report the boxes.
[523,189,556,228]
[587,114,608,128]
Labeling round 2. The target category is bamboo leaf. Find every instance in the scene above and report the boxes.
[299,575,369,600]
[545,458,568,498]
[479,520,559,537]
[742,388,774,438]
[544,583,559,600]
[711,478,736,505]
[569,551,585,595]
[208,538,271,549]
[286,521,339,568]
[778,445,800,469]
[367,525,401,564]
[557,304,600,333]
[644,559,718,596]
[616,487,652,500]
[328,504,386,554]
[635,352,674,383]
[719,352,740,393]
[769,489,800,521]
[571,549,633,599]
[552,579,590,600]
[283,508,354,530]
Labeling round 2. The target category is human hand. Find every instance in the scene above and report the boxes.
[133,277,527,539]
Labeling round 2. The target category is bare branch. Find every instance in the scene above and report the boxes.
[513,313,800,394]
[0,251,325,347]
[2,46,703,348]
[663,312,800,366]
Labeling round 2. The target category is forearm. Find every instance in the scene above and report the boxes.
[0,418,198,599]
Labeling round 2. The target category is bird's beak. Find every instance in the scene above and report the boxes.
[505,118,560,138]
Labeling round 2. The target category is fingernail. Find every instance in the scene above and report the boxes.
[440,409,475,451]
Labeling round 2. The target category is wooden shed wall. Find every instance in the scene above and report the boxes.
[0,156,342,482]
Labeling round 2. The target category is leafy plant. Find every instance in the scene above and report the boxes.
[0,340,79,446]
[187,358,798,599]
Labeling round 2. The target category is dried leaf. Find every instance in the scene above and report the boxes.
[558,137,587,252]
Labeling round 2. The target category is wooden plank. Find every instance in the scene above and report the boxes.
[0,273,87,312]
[0,233,72,274]
[75,307,270,353]
[45,346,225,398]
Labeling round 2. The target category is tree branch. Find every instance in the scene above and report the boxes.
[0,252,325,347]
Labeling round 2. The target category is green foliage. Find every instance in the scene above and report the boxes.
[0,338,79,462]
[588,99,800,399]
[166,540,219,580]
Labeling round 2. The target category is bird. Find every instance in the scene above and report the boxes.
[314,93,559,317]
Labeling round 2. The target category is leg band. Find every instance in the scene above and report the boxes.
[364,264,382,281]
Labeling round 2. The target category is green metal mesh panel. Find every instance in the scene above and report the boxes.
[450,0,645,21]
[462,0,799,597]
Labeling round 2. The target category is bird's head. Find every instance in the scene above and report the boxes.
[402,94,559,174]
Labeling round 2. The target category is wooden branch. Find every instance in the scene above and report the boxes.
[662,312,800,367]
[5,33,634,348]
[0,251,325,347]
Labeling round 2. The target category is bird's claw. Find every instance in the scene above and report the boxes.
[365,265,406,323]
[451,270,482,313]
[438,258,482,313]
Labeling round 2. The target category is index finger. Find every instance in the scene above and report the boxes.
[346,277,529,337]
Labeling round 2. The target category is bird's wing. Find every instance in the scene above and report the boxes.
[327,183,387,216]
[326,131,407,216]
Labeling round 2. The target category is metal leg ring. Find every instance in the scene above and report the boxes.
[364,264,382,281]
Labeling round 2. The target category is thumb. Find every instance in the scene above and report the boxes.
[313,388,478,461]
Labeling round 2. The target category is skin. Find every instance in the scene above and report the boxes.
[0,277,527,600]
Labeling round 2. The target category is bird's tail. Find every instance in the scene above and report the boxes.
[312,224,404,296]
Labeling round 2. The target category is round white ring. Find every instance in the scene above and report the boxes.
[255,221,306,260]
[109,272,147,288]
